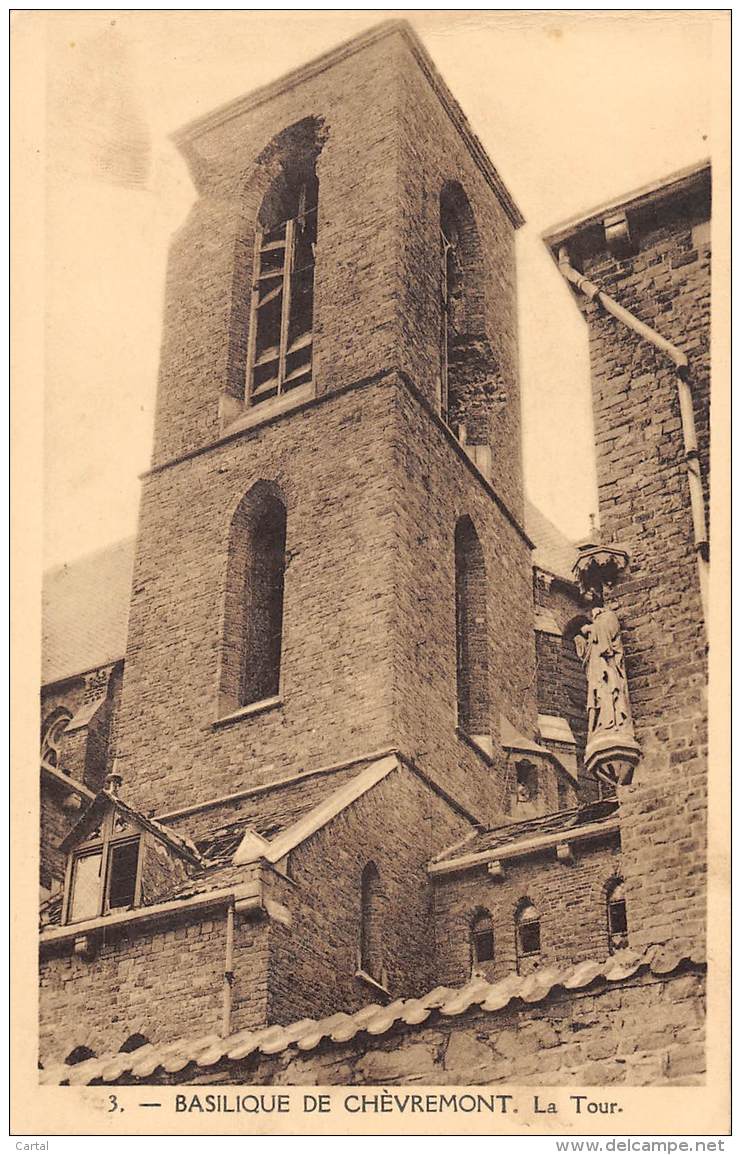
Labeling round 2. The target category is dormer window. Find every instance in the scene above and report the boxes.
[65,822,141,925]
[67,835,140,924]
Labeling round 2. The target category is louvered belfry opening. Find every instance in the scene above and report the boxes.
[247,126,320,407]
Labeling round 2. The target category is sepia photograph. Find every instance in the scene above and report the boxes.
[12,8,729,1136]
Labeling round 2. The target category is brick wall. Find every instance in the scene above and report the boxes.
[432,835,622,986]
[40,783,77,889]
[153,30,404,468]
[394,36,522,519]
[39,908,270,1065]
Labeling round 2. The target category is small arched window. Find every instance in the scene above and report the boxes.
[220,483,287,715]
[65,1045,96,1066]
[246,121,320,407]
[360,862,384,983]
[454,516,490,739]
[515,899,541,970]
[41,707,72,771]
[606,880,629,953]
[471,910,495,968]
[515,760,538,806]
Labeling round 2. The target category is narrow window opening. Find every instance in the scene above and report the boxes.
[220,485,288,716]
[516,899,541,971]
[607,880,629,953]
[471,911,495,968]
[515,760,538,806]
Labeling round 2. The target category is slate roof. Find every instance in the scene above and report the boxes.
[524,500,577,582]
[38,947,704,1085]
[42,537,135,685]
[41,505,575,688]
[58,790,202,862]
[430,798,619,865]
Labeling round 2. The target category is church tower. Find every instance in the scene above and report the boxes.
[114,20,533,826]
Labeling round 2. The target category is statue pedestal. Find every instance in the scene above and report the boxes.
[585,732,642,786]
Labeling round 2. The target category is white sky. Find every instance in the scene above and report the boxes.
[38,10,719,569]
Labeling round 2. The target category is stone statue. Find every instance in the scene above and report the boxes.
[575,606,633,738]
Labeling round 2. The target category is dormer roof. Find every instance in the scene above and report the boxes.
[59,789,202,866]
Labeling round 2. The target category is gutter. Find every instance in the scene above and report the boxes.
[39,876,263,950]
[557,247,709,627]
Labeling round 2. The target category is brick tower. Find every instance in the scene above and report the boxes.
[114,20,533,826]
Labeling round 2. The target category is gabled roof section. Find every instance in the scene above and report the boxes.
[59,789,202,865]
[189,759,380,862]
[42,538,135,685]
[524,500,577,582]
[232,755,399,865]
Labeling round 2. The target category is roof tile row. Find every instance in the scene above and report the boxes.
[40,946,703,1085]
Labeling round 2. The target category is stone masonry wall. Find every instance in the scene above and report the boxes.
[149,965,706,1087]
[581,208,709,777]
[432,836,622,987]
[153,28,403,468]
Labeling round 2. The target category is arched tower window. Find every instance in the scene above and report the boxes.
[439,182,490,439]
[246,120,321,407]
[515,898,541,971]
[606,879,629,953]
[471,909,495,970]
[454,516,490,739]
[360,862,384,983]
[220,483,287,715]
[41,707,72,771]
